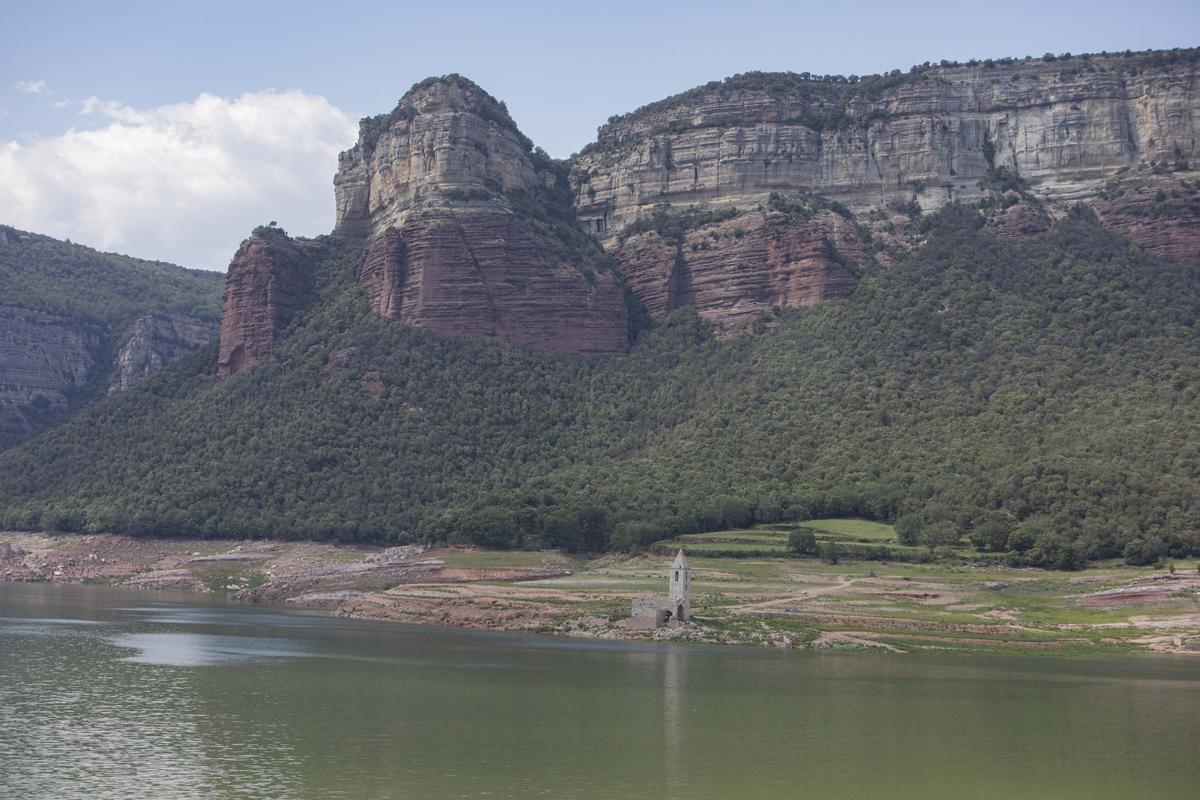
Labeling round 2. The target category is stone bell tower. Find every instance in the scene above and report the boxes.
[668,549,691,621]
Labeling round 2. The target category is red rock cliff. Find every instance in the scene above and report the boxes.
[613,207,867,329]
[336,76,628,357]
[1090,178,1200,263]
[217,229,311,377]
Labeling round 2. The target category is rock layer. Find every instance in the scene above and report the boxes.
[1090,178,1200,263]
[109,312,218,393]
[358,209,628,356]
[217,229,312,377]
[0,306,101,442]
[613,207,866,328]
[572,54,1199,244]
[335,75,628,357]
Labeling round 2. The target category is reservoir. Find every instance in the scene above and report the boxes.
[1,581,1197,799]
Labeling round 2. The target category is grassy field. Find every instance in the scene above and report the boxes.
[800,518,897,541]
[657,519,1010,565]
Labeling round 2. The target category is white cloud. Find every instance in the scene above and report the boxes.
[14,80,48,93]
[0,90,358,269]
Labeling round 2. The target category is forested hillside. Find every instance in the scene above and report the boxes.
[0,227,223,325]
[0,209,1196,567]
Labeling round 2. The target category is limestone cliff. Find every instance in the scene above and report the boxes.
[217,228,312,377]
[572,53,1199,244]
[109,312,218,393]
[334,76,628,357]
[0,306,218,443]
[0,306,102,443]
[233,54,1198,358]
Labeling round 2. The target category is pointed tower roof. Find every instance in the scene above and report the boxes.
[672,549,689,569]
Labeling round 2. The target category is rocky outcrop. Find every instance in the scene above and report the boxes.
[983,199,1054,241]
[613,205,866,328]
[335,75,628,357]
[0,305,102,442]
[572,53,1199,244]
[109,312,218,393]
[217,228,312,377]
[1090,177,1200,263]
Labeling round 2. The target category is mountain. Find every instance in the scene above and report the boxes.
[0,49,1197,566]
[0,227,224,448]
[0,207,1195,566]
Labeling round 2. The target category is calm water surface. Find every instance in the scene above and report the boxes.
[1,581,1197,799]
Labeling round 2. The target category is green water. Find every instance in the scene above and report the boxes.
[1,582,1197,799]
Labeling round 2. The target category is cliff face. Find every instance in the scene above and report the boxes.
[572,55,1199,245]
[1090,177,1200,263]
[219,56,1198,362]
[0,306,219,444]
[0,306,101,443]
[356,208,629,356]
[334,76,628,357]
[217,229,312,377]
[613,205,866,329]
[109,312,218,393]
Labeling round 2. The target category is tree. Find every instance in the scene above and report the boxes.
[788,529,818,556]
[895,514,922,546]
[1124,537,1167,566]
[919,521,960,551]
[819,541,840,564]
[969,515,1014,552]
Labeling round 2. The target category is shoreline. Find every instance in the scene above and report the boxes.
[2,531,1198,655]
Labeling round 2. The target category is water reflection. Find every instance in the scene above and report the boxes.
[663,648,686,798]
[111,632,313,666]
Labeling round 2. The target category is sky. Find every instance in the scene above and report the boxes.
[2,0,1197,270]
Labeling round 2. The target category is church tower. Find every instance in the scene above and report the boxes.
[668,549,691,621]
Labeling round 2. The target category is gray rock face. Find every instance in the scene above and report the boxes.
[334,76,544,238]
[0,305,218,445]
[109,312,218,393]
[331,76,630,357]
[0,305,102,441]
[572,55,1199,244]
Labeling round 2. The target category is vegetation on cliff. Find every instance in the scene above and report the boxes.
[0,226,223,326]
[0,208,1196,568]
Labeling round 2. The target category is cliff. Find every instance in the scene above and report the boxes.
[333,76,628,357]
[611,201,866,329]
[223,57,1198,353]
[572,53,1199,245]
[0,306,102,444]
[216,228,313,377]
[0,227,223,447]
[1091,176,1200,263]
[109,312,218,393]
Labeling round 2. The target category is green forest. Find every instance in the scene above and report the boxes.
[0,226,224,326]
[0,208,1196,568]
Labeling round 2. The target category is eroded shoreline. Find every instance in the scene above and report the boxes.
[2,531,1198,655]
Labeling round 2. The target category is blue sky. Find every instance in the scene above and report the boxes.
[2,0,1197,268]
